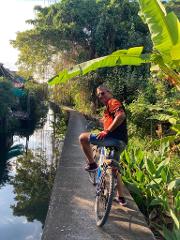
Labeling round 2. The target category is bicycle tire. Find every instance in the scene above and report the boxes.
[95,168,115,227]
[88,145,99,185]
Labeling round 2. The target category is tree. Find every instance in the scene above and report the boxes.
[94,0,151,56]
[12,0,151,75]
[0,78,15,117]
[10,30,53,79]
[48,0,180,90]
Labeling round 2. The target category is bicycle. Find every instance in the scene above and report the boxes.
[94,145,122,227]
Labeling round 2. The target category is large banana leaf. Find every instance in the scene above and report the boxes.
[48,0,180,86]
[48,47,150,85]
[138,0,180,62]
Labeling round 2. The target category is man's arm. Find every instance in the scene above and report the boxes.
[106,109,126,133]
[97,109,126,139]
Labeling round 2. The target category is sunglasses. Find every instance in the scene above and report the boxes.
[97,91,105,97]
[97,90,110,97]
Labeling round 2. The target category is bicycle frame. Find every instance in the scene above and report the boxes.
[97,146,121,181]
[95,145,122,226]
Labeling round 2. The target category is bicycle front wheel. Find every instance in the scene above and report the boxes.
[88,170,97,185]
[88,145,99,185]
[95,168,115,227]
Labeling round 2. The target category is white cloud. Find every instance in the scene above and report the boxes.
[0,0,47,70]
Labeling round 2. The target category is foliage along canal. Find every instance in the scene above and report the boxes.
[0,106,67,240]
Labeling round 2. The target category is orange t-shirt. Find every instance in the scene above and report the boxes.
[102,98,123,130]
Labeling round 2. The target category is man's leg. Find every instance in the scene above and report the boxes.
[116,173,124,197]
[116,172,127,206]
[79,132,94,164]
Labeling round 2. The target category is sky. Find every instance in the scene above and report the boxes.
[0,0,51,71]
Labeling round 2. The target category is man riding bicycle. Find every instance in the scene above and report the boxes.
[79,85,128,206]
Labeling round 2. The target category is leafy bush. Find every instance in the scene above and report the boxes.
[121,140,180,237]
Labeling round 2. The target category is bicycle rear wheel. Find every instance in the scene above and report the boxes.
[95,168,115,226]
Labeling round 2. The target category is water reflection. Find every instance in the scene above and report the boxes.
[0,184,42,240]
[10,150,56,226]
[0,157,11,186]
[0,106,67,240]
[0,144,24,187]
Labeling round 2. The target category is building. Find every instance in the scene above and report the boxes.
[0,63,24,88]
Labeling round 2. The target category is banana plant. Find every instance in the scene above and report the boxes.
[48,0,180,90]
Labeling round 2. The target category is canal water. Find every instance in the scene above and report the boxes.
[0,108,66,240]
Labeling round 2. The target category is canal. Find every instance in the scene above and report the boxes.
[0,107,67,240]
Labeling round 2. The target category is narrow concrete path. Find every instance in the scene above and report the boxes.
[42,109,155,240]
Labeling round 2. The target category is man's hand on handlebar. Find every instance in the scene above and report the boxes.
[97,130,109,140]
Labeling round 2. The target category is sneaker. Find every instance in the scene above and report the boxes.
[114,196,127,206]
[85,162,98,172]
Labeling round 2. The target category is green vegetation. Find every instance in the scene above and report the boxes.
[0,77,19,135]
[48,0,180,90]
[0,78,15,117]
[11,0,152,111]
[0,75,48,141]
[10,0,180,238]
[121,142,180,239]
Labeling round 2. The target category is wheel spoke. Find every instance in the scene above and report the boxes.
[95,169,114,226]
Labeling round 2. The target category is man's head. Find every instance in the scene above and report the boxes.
[96,85,113,104]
